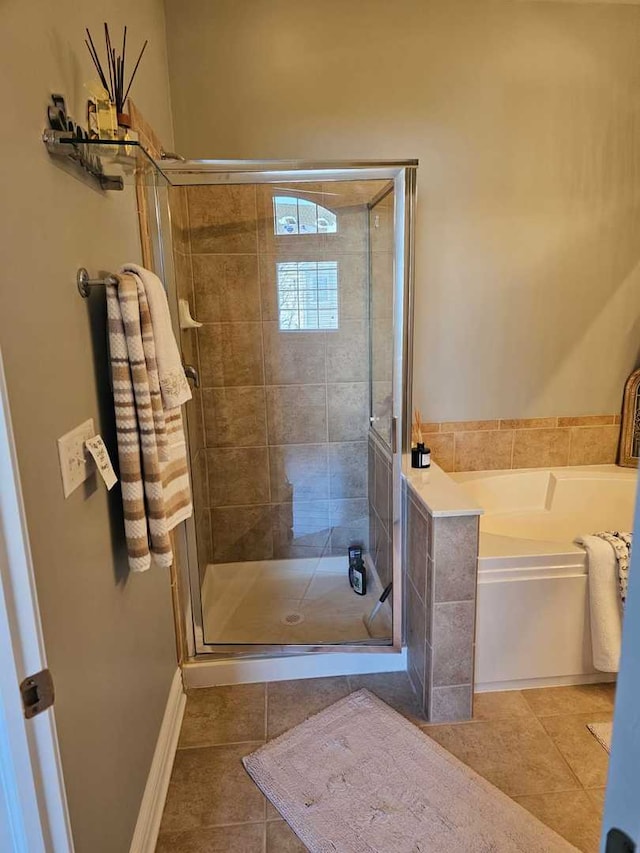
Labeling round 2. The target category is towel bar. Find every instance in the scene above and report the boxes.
[77,267,120,298]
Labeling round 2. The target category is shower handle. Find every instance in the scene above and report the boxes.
[183,364,200,388]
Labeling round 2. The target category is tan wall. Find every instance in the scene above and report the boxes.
[164,0,640,422]
[0,2,177,851]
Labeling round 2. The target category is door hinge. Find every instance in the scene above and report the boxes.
[607,828,636,853]
[20,669,55,719]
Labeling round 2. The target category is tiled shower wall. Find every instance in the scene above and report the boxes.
[170,187,211,584]
[170,181,389,569]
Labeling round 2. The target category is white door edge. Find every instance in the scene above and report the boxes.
[0,349,74,852]
[602,474,640,847]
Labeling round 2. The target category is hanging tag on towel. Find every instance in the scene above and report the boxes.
[85,435,118,490]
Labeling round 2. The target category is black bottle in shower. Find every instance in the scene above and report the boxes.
[348,545,367,596]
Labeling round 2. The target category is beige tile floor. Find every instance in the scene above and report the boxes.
[200,558,392,645]
[156,674,615,853]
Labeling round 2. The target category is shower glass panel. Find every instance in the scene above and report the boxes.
[369,184,395,449]
[164,162,415,652]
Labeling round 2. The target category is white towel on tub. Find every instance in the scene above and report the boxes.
[575,534,623,672]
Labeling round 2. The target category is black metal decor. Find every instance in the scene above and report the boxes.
[43,93,124,191]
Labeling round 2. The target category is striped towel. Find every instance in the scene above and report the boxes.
[107,273,192,572]
[593,531,632,607]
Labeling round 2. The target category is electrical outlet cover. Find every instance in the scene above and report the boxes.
[57,418,95,498]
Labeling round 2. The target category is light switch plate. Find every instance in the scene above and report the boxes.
[57,418,95,498]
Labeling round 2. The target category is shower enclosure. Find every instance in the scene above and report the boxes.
[155,161,416,656]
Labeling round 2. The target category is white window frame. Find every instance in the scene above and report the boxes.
[276,260,339,332]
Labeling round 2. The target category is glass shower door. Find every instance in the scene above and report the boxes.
[163,162,415,653]
[369,184,395,449]
[367,183,396,617]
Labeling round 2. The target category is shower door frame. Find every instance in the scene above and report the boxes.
[152,160,417,659]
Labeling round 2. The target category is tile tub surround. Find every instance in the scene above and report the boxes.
[415,415,622,473]
[157,676,613,853]
[168,180,390,566]
[403,465,482,722]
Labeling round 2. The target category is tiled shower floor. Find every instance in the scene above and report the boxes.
[156,674,615,852]
[200,556,392,645]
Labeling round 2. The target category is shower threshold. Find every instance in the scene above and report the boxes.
[200,556,392,646]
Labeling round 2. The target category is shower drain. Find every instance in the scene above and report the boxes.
[281,612,305,626]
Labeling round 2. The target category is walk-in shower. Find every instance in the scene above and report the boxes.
[156,161,416,655]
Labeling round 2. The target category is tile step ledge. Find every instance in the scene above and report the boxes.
[404,463,484,518]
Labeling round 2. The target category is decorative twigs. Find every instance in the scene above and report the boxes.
[85,30,110,94]
[122,39,148,107]
[85,24,147,115]
[413,410,424,445]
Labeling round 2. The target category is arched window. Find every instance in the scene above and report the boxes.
[273,196,337,235]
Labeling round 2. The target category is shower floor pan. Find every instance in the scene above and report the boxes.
[200,556,391,646]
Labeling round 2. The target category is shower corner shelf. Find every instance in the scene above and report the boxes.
[43,129,168,190]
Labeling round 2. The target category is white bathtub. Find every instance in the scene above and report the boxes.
[451,465,637,691]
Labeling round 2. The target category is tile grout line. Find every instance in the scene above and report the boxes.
[256,250,273,525]
[256,193,270,477]
[419,722,600,805]
[531,709,615,719]
[175,739,269,751]
[526,700,608,794]
[506,782,596,800]
[419,690,606,799]
[162,817,273,832]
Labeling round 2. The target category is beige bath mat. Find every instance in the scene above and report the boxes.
[243,689,579,852]
[587,721,613,753]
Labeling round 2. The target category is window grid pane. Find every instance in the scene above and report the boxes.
[276,261,339,331]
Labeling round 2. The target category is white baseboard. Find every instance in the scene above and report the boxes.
[475,671,617,693]
[129,669,186,853]
[182,648,407,689]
